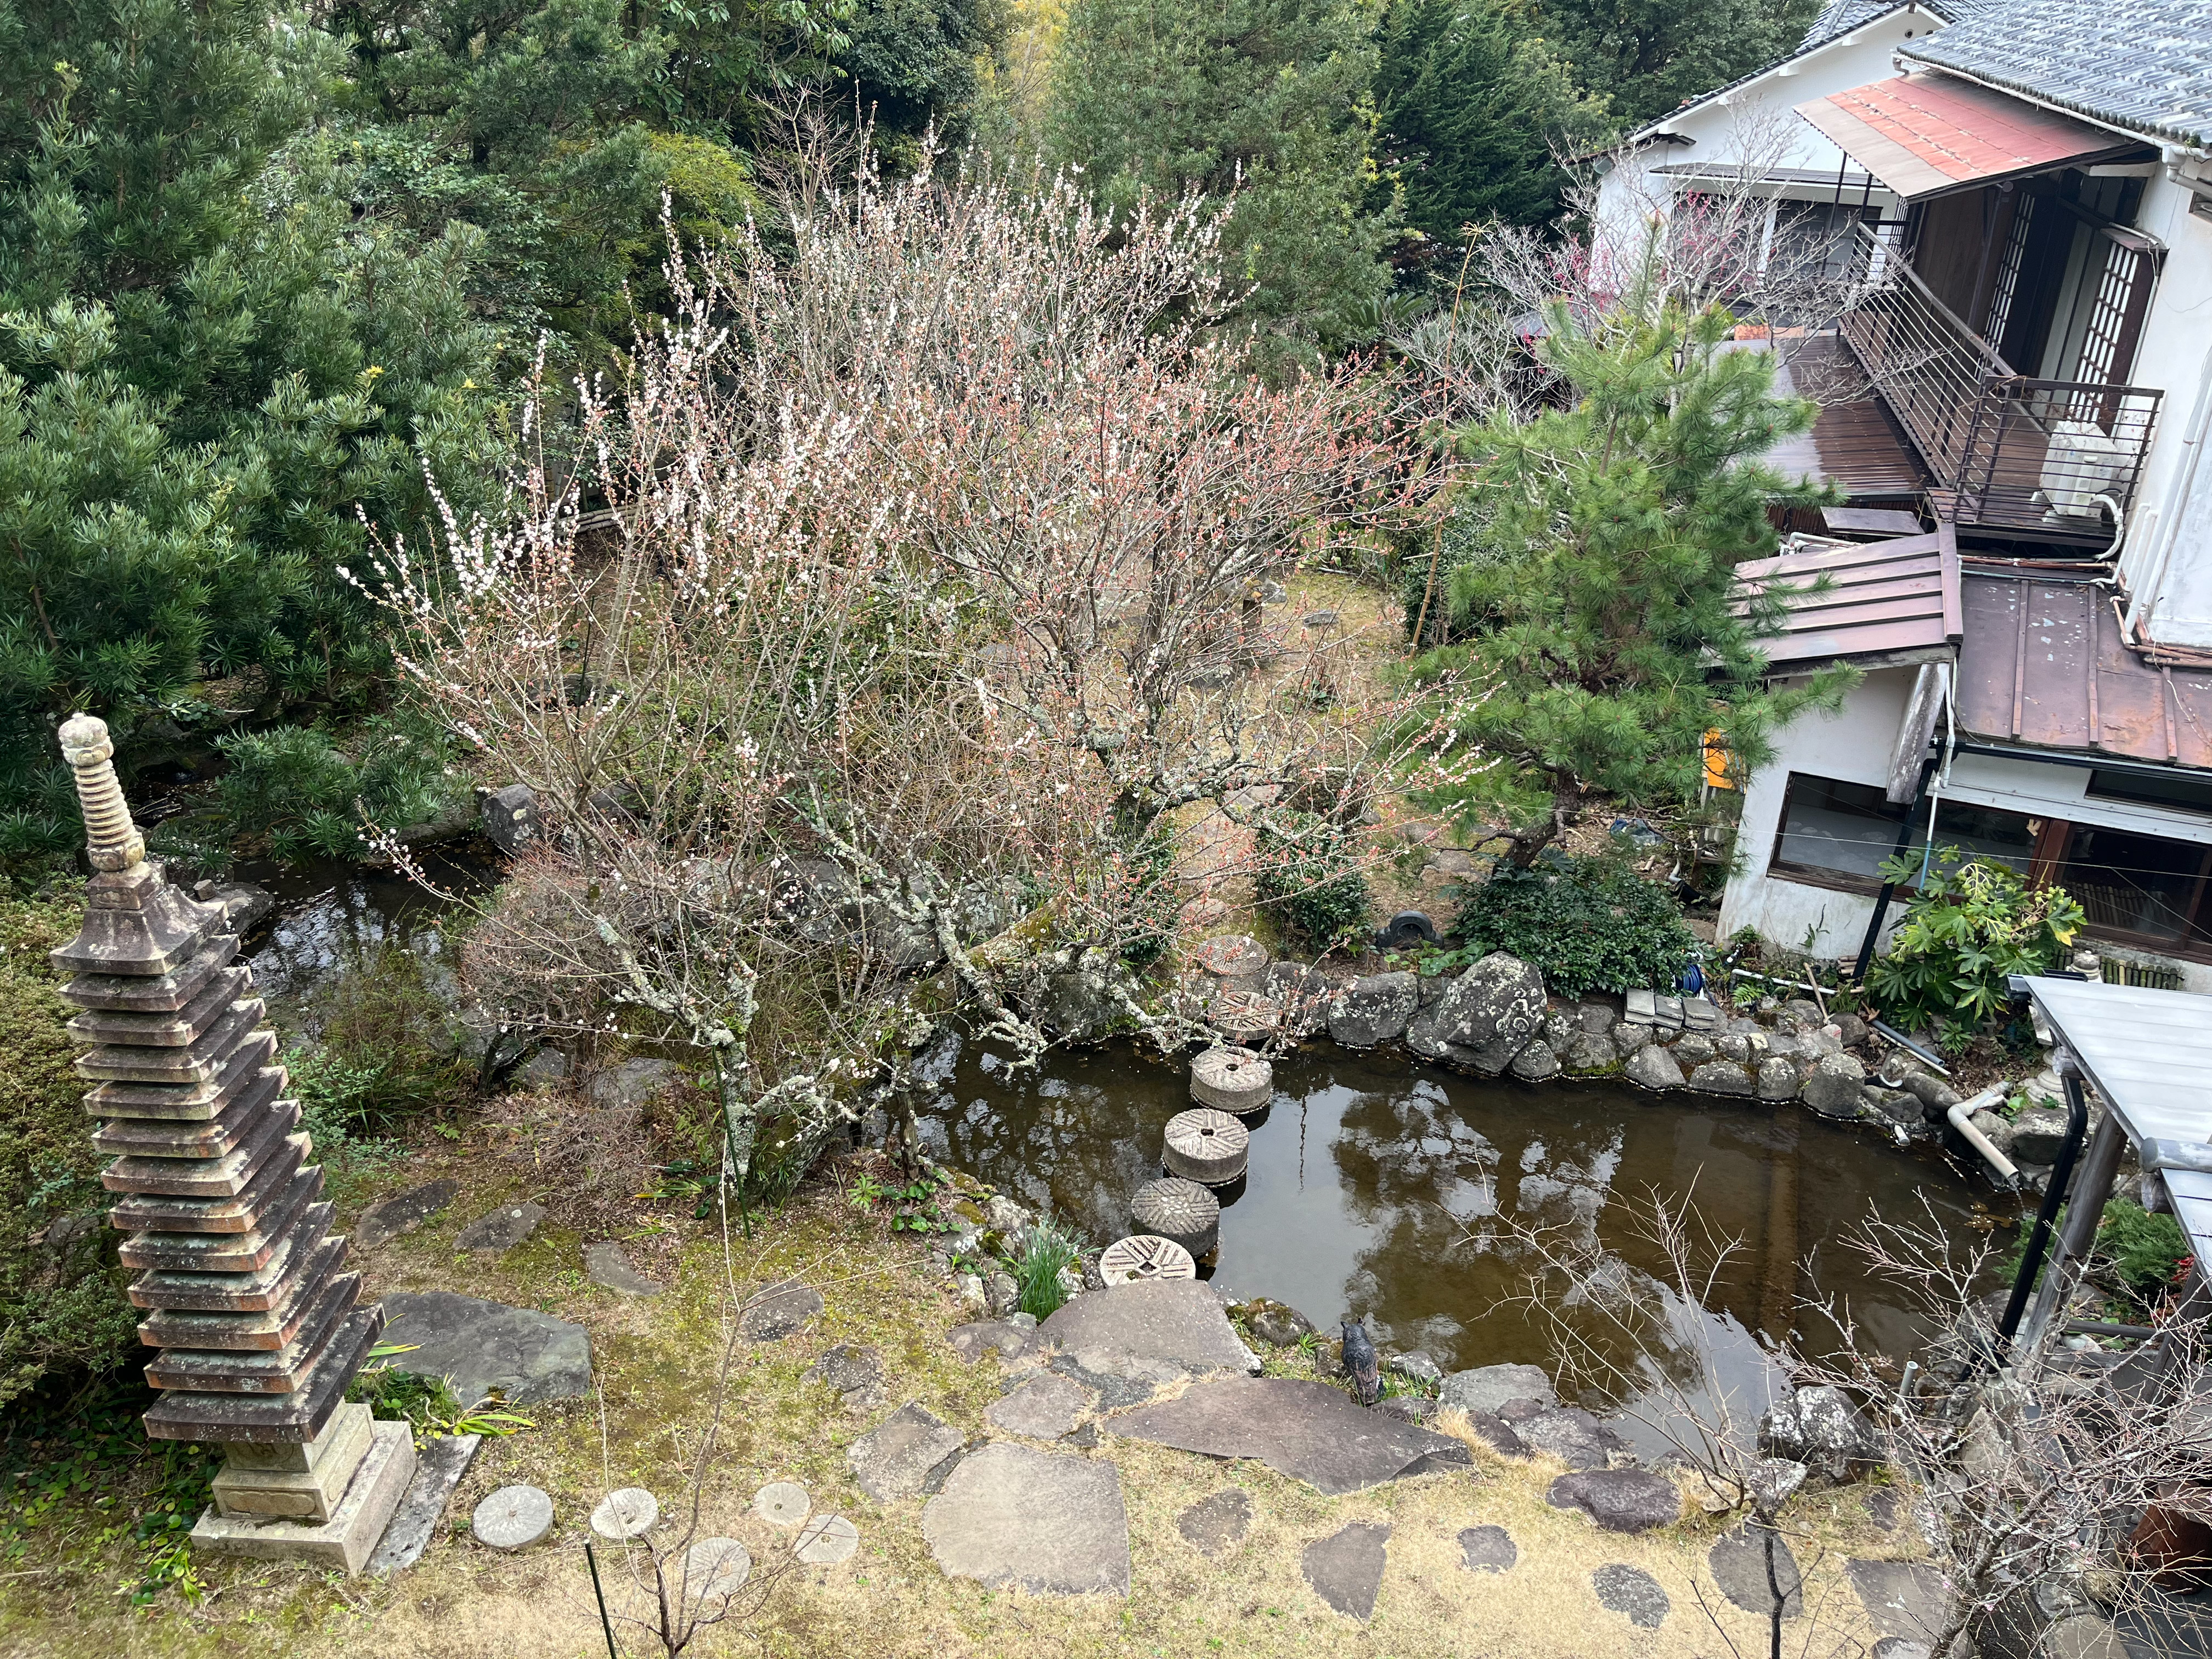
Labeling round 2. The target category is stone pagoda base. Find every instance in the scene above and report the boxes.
[192,1406,417,1575]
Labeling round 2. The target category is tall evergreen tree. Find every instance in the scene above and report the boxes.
[1046,0,1393,365]
[1532,0,1820,131]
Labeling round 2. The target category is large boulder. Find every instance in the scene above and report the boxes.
[1326,973,1419,1048]
[1689,1060,1754,1097]
[1406,953,1545,1075]
[1800,1053,1869,1119]
[1760,1385,1880,1485]
[1624,1045,1686,1091]
[1440,1362,1556,1416]
[1013,947,1145,1045]
[2008,1106,2076,1166]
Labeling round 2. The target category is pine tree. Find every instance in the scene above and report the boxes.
[1410,295,1853,864]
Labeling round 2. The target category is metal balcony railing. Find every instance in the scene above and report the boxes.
[1837,225,2161,541]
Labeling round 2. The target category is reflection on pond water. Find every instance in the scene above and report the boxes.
[921,1042,2001,1446]
[236,853,489,1026]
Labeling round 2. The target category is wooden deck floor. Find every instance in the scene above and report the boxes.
[1766,336,1926,503]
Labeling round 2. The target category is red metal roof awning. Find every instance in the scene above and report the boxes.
[1732,526,1962,668]
[1795,73,2149,201]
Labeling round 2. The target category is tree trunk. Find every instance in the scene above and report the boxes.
[1504,785,1578,870]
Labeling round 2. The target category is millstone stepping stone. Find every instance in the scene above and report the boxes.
[366,1432,483,1575]
[848,1403,968,1502]
[1593,1562,1671,1629]
[1099,1234,1197,1284]
[1039,1278,1257,1379]
[1176,1489,1252,1557]
[1458,1525,1517,1573]
[945,1321,1036,1365]
[1192,934,1269,978]
[357,1177,459,1248]
[739,1278,824,1340]
[1210,990,1283,1043]
[1848,1559,1946,1643]
[1302,1521,1390,1621]
[682,1537,751,1606]
[794,1513,860,1565]
[1131,1177,1220,1257]
[590,1487,659,1541]
[380,1291,593,1406]
[984,1372,1094,1441]
[752,1481,810,1527]
[1190,1046,1272,1114]
[1709,1523,1804,1618]
[1163,1108,1249,1186]
[921,1442,1131,1596]
[1547,1469,1682,1533]
[1439,1363,1556,1416]
[456,1201,547,1252]
[584,1241,663,1297]
[472,1485,554,1550]
[1110,1376,1474,1496]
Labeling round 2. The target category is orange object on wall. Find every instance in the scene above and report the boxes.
[1702,730,1735,791]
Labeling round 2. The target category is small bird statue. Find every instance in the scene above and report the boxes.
[1340,1318,1381,1407]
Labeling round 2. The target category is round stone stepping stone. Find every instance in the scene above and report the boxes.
[473,1484,554,1550]
[589,1487,658,1541]
[794,1513,860,1565]
[1709,1522,1803,1618]
[1190,1046,1272,1114]
[983,1372,1094,1440]
[1301,1520,1389,1622]
[1594,1562,1670,1629]
[1132,1177,1220,1257]
[682,1537,751,1606]
[922,1442,1132,1595]
[1099,1234,1197,1284]
[1547,1469,1682,1533]
[752,1481,810,1527]
[1191,934,1268,978]
[1458,1524,1516,1573]
[1176,1489,1252,1557]
[1163,1108,1248,1186]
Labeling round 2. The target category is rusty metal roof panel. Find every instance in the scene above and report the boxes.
[1953,575,2212,768]
[1734,527,1960,666]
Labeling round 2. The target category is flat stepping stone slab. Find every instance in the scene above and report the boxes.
[794,1513,860,1565]
[366,1432,482,1575]
[984,1373,1094,1441]
[1516,1406,1629,1471]
[1302,1521,1389,1621]
[848,1403,968,1503]
[945,1321,1036,1365]
[740,1279,824,1340]
[752,1481,810,1527]
[923,1442,1130,1596]
[802,1344,885,1410]
[473,1485,554,1550]
[357,1178,459,1249]
[1547,1469,1682,1533]
[1848,1559,1947,1643]
[584,1242,663,1297]
[380,1291,592,1407]
[1039,1278,1256,1379]
[1439,1363,1556,1416]
[1110,1376,1474,1496]
[1458,1524,1517,1573]
[684,1537,751,1609]
[1594,1562,1671,1629]
[591,1487,659,1541]
[456,1201,546,1252]
[1176,1489,1252,1557]
[1710,1523,1803,1618]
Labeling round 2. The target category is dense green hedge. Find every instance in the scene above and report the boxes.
[1452,856,1694,997]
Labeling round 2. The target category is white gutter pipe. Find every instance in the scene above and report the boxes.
[1946,1082,2018,1182]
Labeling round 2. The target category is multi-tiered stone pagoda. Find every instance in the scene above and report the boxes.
[52,714,412,1571]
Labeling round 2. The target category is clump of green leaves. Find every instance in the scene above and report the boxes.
[348,1356,534,1443]
[1253,811,1372,952]
[208,716,466,864]
[1452,854,1695,997]
[1013,1220,1082,1320]
[1864,850,2084,1048]
[850,1166,953,1233]
[2097,1198,2192,1313]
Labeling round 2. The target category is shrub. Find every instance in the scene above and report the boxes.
[2098,1198,2192,1312]
[1451,855,1695,997]
[1864,849,2083,1047]
[208,715,465,865]
[1253,811,1372,952]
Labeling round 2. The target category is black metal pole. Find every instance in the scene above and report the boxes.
[585,1540,621,1659]
[1995,1073,2090,1351]
[1852,763,1933,983]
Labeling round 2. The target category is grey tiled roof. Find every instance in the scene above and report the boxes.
[1901,0,2212,147]
[1800,0,1973,51]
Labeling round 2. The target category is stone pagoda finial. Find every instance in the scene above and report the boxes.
[58,713,145,872]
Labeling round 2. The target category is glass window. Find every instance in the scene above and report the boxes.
[2055,825,2212,946]
[2084,768,2212,816]
[1771,774,2036,888]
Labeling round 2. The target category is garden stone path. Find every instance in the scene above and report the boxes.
[1546,1469,1681,1533]
[803,1344,887,1413]
[848,1404,968,1503]
[945,1321,1037,1366]
[1302,1521,1390,1621]
[1108,1377,1472,1496]
[1593,1562,1671,1629]
[1848,1560,1947,1645]
[379,1292,592,1406]
[921,1443,1131,1596]
[357,1178,458,1249]
[1514,1407,1628,1471]
[584,1242,662,1297]
[1457,1525,1517,1573]
[455,1202,545,1252]
[984,1373,1094,1441]
[1176,1489,1252,1557]
[1039,1279,1257,1380]
[1710,1523,1804,1618]
[739,1279,823,1340]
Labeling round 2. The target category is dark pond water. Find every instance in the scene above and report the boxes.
[919,1041,2008,1448]
[233,851,489,1026]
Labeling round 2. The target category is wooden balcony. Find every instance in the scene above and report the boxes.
[1836,226,2160,544]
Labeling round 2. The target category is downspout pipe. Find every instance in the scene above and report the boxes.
[1945,1083,2018,1183]
[1995,1069,2091,1351]
[1852,755,1936,981]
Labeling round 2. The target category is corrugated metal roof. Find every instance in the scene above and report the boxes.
[1952,576,2212,766]
[1796,72,2147,201]
[1733,526,1962,665]
[1900,0,2212,150]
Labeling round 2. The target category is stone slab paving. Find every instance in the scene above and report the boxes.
[1175,1489,1253,1557]
[1048,1353,1170,1409]
[1709,1523,1804,1619]
[921,1443,1131,1596]
[584,1242,663,1297]
[1593,1562,1671,1629]
[945,1321,1037,1365]
[739,1279,824,1340]
[1546,1469,1682,1533]
[803,1344,886,1413]
[1301,1521,1390,1622]
[1457,1524,1517,1574]
[456,1202,545,1252]
[795,1513,860,1566]
[357,1178,458,1249]
[473,1485,554,1550]
[848,1403,968,1503]
[380,1291,592,1406]
[1039,1279,1257,1379]
[984,1373,1094,1441]
[1848,1559,1947,1644]
[365,1432,481,1576]
[1438,1363,1556,1415]
[1109,1376,1472,1496]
